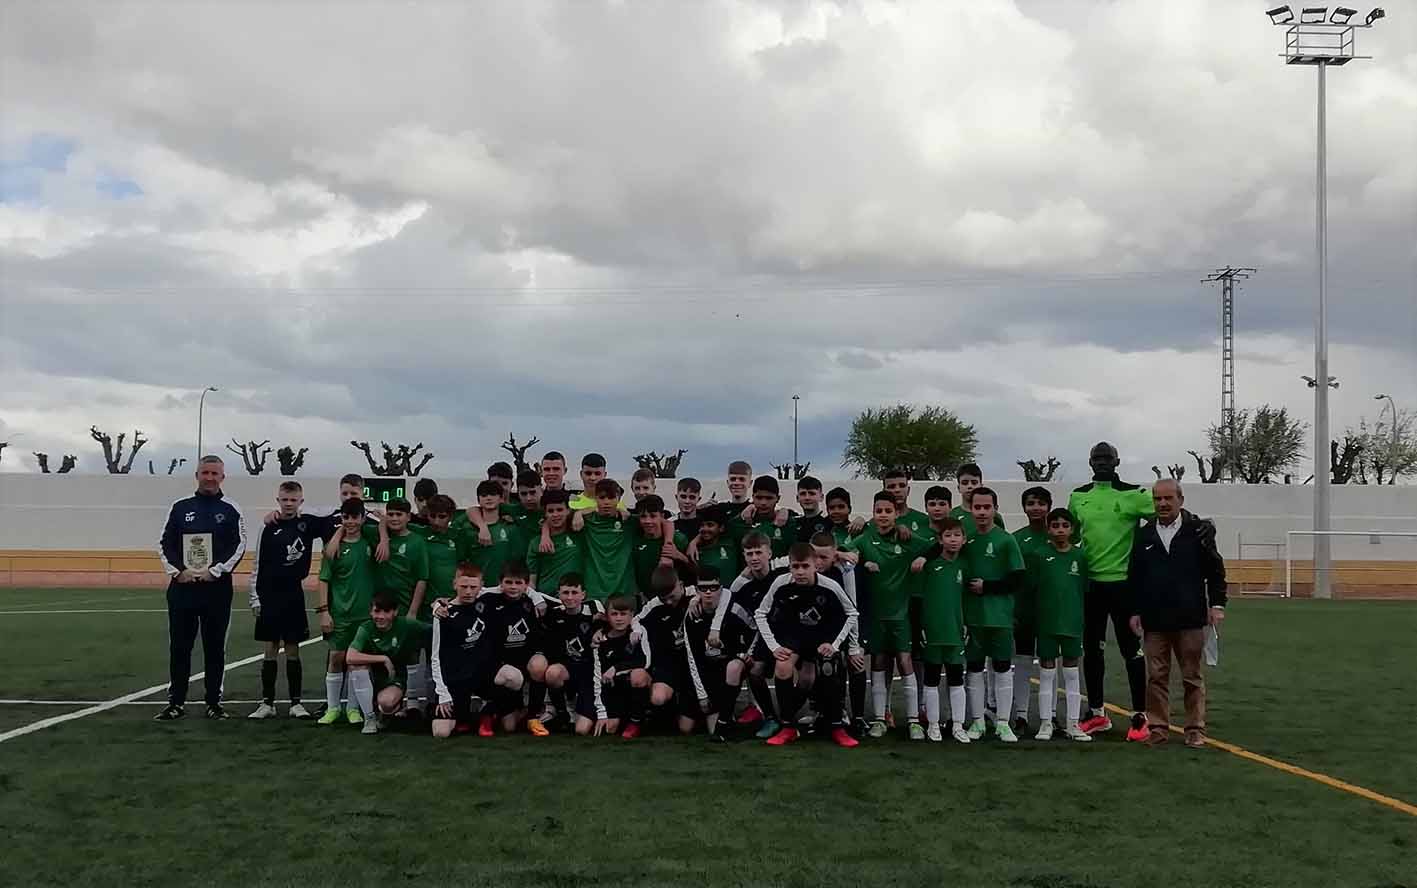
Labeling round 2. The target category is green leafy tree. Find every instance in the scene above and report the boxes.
[841,404,978,480]
[1205,404,1307,484]
[1351,411,1417,484]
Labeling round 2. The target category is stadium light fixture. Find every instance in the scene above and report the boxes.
[1267,5,1295,24]
[1365,7,1385,25]
[1301,6,1329,23]
[197,385,219,463]
[1329,7,1357,23]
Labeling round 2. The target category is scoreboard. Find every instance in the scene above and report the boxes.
[361,477,406,504]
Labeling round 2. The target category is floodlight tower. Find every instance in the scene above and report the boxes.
[1265,5,1385,598]
[1204,267,1256,483]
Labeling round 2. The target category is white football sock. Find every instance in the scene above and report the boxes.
[949,684,967,726]
[870,671,888,721]
[994,668,1014,727]
[1038,666,1058,721]
[1012,655,1034,719]
[902,674,919,724]
[966,672,986,722]
[348,669,376,718]
[325,672,343,712]
[984,662,996,711]
[923,685,941,726]
[1063,666,1082,727]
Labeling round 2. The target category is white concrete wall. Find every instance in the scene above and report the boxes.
[1,473,1415,561]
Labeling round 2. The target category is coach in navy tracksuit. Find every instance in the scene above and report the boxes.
[155,455,247,720]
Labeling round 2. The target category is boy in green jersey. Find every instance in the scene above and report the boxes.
[569,453,610,512]
[923,485,953,531]
[539,451,568,493]
[368,498,430,714]
[840,492,935,739]
[724,460,753,509]
[576,478,636,602]
[1008,486,1054,734]
[1033,508,1092,742]
[527,489,584,594]
[460,480,525,587]
[629,468,659,509]
[316,498,380,725]
[417,495,462,612]
[728,476,798,558]
[920,517,971,743]
[631,495,688,598]
[961,487,1027,743]
[511,469,544,532]
[950,463,1006,538]
[690,511,742,581]
[411,478,438,525]
[487,461,515,502]
[883,467,934,539]
[345,592,430,735]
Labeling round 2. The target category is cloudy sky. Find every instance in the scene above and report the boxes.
[1,0,1413,483]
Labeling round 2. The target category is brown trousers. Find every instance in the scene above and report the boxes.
[1144,629,1206,733]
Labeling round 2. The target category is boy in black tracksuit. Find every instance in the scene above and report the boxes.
[430,564,494,738]
[590,596,651,737]
[540,572,605,735]
[682,566,734,740]
[633,565,696,733]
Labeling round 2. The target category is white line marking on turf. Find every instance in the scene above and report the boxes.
[1,592,165,610]
[0,609,170,615]
[0,637,322,744]
[0,699,311,706]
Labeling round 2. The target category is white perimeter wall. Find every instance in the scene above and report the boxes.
[1,474,1415,561]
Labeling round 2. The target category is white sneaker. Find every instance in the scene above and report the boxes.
[951,724,972,744]
[247,703,277,720]
[361,715,381,735]
[996,723,1019,744]
[1066,724,1094,742]
[965,718,987,741]
[1035,721,1055,741]
[926,722,943,743]
[288,703,311,719]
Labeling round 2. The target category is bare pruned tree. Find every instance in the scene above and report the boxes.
[1151,464,1186,481]
[1331,436,1363,484]
[770,460,812,480]
[633,449,687,479]
[350,440,435,476]
[1187,450,1223,484]
[34,452,78,473]
[90,426,148,473]
[226,439,272,475]
[501,434,540,476]
[277,446,308,475]
[1018,457,1061,482]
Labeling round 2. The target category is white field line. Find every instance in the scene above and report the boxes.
[0,699,324,706]
[0,609,170,615]
[0,637,322,744]
[1,592,166,610]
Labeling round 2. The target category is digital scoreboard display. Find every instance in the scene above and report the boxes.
[361,478,406,504]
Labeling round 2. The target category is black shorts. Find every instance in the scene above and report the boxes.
[590,673,637,721]
[254,580,309,642]
[442,679,483,721]
[684,656,728,718]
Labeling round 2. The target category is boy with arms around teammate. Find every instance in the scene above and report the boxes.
[961,487,1027,743]
[429,564,488,739]
[1009,486,1054,734]
[839,492,936,739]
[590,595,652,737]
[632,565,696,734]
[952,464,1006,537]
[527,489,584,595]
[1033,509,1092,742]
[315,498,379,725]
[540,573,604,734]
[248,480,323,719]
[575,479,636,603]
[460,481,525,587]
[631,495,689,599]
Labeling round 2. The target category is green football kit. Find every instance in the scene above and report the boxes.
[1033,545,1089,660]
[317,536,378,650]
[961,526,1025,663]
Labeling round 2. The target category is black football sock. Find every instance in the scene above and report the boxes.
[528,681,547,717]
[286,657,303,704]
[629,685,650,724]
[749,676,777,720]
[713,682,740,726]
[548,686,568,718]
[849,669,866,723]
[260,659,278,705]
[773,677,799,726]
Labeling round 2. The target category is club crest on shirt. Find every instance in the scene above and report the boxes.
[397,542,406,555]
[466,617,485,643]
[892,544,902,555]
[801,606,822,627]
[566,637,585,658]
[507,617,529,644]
[1070,561,1079,575]
[215,513,226,523]
[672,625,686,648]
[614,520,622,530]
[956,569,963,582]
[566,538,576,548]
[985,542,995,556]
[284,537,306,565]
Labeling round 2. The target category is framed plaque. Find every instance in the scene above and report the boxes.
[183,533,213,573]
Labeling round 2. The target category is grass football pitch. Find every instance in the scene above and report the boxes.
[0,587,1413,888]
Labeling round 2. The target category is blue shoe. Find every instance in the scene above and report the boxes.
[755,718,781,740]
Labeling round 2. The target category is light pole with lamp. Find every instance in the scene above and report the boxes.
[197,386,219,463]
[1374,393,1398,482]
[792,394,800,473]
[1267,4,1385,598]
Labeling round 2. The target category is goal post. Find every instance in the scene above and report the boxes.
[1284,530,1417,599]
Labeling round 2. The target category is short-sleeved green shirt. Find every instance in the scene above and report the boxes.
[458,519,524,587]
[421,529,461,618]
[1012,525,1052,624]
[632,531,688,597]
[694,537,743,582]
[350,616,428,666]
[528,529,585,595]
[582,512,633,601]
[317,536,377,625]
[843,525,936,623]
[949,505,1007,539]
[961,526,1025,629]
[729,512,799,558]
[920,555,966,647]
[366,529,429,612]
[1034,545,1089,639]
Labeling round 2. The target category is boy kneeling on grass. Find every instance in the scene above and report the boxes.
[345,592,430,735]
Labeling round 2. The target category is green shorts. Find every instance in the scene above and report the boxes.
[372,664,408,694]
[869,619,912,655]
[965,626,1014,664]
[326,619,366,652]
[921,643,964,666]
[1036,634,1083,660]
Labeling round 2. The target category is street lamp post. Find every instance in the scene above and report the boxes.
[1267,5,1385,599]
[792,394,801,472]
[197,386,219,463]
[1374,393,1398,482]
